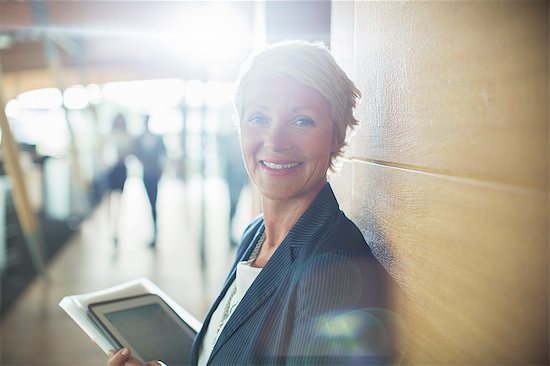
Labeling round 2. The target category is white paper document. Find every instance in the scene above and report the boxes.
[59,277,202,355]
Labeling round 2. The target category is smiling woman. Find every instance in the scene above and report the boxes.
[193,41,393,365]
[108,40,394,366]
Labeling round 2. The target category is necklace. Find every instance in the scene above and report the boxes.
[212,230,266,348]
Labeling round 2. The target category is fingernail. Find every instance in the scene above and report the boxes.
[121,348,129,356]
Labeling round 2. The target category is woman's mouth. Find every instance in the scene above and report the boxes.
[262,161,301,170]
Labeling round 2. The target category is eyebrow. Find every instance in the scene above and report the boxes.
[244,102,268,111]
[244,103,317,115]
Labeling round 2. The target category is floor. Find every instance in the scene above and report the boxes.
[0,174,253,366]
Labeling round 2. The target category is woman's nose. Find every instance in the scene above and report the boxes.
[264,123,293,151]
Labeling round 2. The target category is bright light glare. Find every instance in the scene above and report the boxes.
[64,85,89,110]
[87,84,103,105]
[102,79,184,110]
[40,109,70,156]
[17,88,62,109]
[185,80,205,107]
[11,109,69,156]
[205,82,235,108]
[5,99,20,119]
[148,109,183,135]
[175,5,250,68]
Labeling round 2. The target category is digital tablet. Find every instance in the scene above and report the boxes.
[88,294,196,366]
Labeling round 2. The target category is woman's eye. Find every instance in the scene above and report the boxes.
[293,117,314,127]
[248,115,269,125]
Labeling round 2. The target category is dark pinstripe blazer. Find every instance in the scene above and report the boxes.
[190,183,392,365]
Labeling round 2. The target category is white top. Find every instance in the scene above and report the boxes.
[198,261,262,366]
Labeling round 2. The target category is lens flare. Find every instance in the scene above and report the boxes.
[313,308,408,363]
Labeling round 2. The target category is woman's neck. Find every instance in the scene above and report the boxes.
[250,198,311,268]
[262,199,309,248]
[261,181,327,249]
[250,180,327,268]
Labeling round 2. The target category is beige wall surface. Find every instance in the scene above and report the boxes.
[331,1,548,364]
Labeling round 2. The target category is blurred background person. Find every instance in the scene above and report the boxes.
[216,108,249,248]
[134,115,167,248]
[107,113,133,246]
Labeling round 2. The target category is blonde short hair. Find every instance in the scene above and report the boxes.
[235,40,361,170]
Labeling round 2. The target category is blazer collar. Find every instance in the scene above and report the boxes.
[286,182,340,256]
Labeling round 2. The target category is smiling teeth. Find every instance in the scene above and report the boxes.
[263,161,300,170]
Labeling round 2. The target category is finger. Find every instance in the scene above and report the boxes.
[107,348,130,366]
[122,356,149,366]
[145,362,163,366]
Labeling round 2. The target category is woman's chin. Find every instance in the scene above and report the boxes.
[256,181,299,201]
[258,182,324,204]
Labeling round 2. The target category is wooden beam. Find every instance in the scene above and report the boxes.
[0,63,46,278]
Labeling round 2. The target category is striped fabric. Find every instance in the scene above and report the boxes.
[190,183,394,365]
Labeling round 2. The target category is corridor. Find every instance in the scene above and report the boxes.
[1,175,251,365]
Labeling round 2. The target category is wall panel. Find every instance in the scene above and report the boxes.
[328,161,353,214]
[329,0,355,76]
[350,161,547,364]
[350,1,548,191]
[331,1,549,363]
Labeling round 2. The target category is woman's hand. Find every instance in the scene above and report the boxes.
[107,348,163,366]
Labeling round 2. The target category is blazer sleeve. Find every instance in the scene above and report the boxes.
[285,252,393,365]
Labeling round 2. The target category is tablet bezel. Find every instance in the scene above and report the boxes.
[88,293,196,363]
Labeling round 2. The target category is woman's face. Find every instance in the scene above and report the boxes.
[240,75,336,203]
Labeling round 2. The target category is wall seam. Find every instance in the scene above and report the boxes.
[343,157,548,199]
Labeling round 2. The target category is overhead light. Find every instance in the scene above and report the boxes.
[184,80,205,108]
[63,85,89,110]
[205,82,235,108]
[5,99,20,119]
[17,88,63,110]
[173,4,251,71]
[102,79,184,110]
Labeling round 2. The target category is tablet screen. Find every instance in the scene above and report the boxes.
[89,294,196,366]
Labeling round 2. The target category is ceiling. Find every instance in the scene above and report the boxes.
[0,1,256,99]
[0,1,330,100]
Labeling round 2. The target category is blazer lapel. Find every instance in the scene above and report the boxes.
[208,232,295,362]
[190,220,264,365]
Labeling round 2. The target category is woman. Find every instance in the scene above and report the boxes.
[109,41,391,366]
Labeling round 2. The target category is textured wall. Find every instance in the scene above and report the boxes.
[331,1,548,364]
